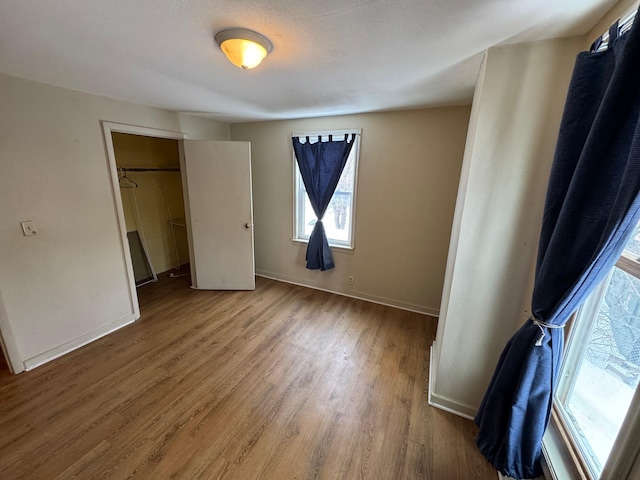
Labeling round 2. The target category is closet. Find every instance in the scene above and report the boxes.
[112,133,189,285]
[103,121,256,308]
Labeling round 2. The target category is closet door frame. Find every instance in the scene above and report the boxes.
[102,122,188,320]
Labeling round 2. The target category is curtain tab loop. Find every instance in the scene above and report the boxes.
[609,20,620,43]
[530,316,566,347]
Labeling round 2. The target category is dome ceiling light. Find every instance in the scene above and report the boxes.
[214,28,273,70]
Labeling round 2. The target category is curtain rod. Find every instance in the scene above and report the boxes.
[292,129,362,138]
[593,3,637,52]
[117,166,180,172]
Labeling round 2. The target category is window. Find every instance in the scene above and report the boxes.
[293,130,360,249]
[554,221,640,478]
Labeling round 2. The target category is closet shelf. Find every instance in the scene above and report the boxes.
[168,218,186,227]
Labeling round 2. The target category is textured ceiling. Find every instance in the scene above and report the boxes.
[0,0,620,122]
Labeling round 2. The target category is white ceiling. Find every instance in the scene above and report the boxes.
[0,0,619,123]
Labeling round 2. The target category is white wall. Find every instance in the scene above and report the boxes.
[231,108,471,314]
[429,37,583,416]
[0,73,229,371]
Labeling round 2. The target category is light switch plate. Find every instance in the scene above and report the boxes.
[21,220,37,236]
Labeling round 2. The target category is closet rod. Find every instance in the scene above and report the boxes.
[592,3,637,52]
[117,166,180,172]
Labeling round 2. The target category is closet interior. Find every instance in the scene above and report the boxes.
[112,133,189,288]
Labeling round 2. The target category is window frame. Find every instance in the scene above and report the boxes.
[545,249,640,480]
[291,129,361,250]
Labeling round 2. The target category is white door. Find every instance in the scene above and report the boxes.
[181,140,255,290]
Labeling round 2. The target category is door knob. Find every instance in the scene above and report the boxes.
[245,223,251,229]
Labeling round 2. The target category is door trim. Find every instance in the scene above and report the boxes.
[101,122,188,319]
[0,290,24,373]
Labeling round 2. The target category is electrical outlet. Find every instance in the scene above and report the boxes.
[347,275,354,285]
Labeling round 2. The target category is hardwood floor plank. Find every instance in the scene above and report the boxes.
[432,409,493,480]
[0,275,495,480]
[51,440,113,480]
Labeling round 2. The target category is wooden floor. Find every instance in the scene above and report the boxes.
[0,274,495,480]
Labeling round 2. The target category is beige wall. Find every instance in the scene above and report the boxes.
[113,134,189,274]
[231,108,471,314]
[430,36,584,416]
[0,73,229,371]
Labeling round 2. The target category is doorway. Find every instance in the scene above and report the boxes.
[103,122,256,322]
[112,132,190,292]
[0,292,22,373]
[103,122,188,320]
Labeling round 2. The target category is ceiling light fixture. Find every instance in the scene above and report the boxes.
[215,28,273,70]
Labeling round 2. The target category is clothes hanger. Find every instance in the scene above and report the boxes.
[118,168,139,189]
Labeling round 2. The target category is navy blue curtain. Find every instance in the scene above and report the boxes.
[475,13,640,479]
[292,134,355,270]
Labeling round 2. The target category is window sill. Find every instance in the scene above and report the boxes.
[291,238,354,254]
[541,409,586,480]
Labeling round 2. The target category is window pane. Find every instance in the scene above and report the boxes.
[324,151,354,242]
[624,221,640,258]
[324,192,351,242]
[561,266,640,476]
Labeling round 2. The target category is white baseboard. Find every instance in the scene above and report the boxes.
[23,314,136,371]
[428,388,477,420]
[255,270,439,317]
[427,345,477,420]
